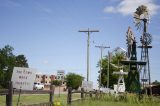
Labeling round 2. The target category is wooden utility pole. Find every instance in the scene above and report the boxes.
[79,28,99,81]
[95,45,110,89]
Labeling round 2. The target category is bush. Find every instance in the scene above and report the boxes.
[65,73,83,90]
[51,80,62,86]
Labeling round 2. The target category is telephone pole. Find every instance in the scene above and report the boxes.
[79,28,99,81]
[95,45,110,89]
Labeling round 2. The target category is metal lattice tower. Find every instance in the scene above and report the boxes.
[138,19,152,94]
[134,5,152,95]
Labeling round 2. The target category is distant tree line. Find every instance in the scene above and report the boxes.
[0,45,28,88]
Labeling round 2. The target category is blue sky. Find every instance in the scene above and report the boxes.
[0,0,160,88]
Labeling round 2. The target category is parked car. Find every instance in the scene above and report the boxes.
[33,82,44,90]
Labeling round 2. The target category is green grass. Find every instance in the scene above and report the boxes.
[70,94,160,106]
[1,93,160,106]
[0,93,80,106]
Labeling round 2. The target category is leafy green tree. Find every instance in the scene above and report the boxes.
[0,45,29,88]
[15,55,28,67]
[98,52,127,88]
[65,73,84,90]
[51,80,62,86]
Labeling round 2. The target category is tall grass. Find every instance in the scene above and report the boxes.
[0,93,160,106]
[70,93,160,106]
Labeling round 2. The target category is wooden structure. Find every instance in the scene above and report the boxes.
[67,87,101,104]
[0,82,55,106]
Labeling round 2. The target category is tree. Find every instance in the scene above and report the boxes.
[65,73,84,90]
[152,80,160,85]
[0,45,29,88]
[15,55,28,67]
[98,51,127,88]
[51,80,62,86]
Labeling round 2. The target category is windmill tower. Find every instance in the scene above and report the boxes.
[126,27,141,92]
[134,5,152,94]
[121,27,146,93]
[113,68,128,94]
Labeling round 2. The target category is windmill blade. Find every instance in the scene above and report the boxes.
[134,13,141,23]
[134,5,150,31]
[110,63,123,69]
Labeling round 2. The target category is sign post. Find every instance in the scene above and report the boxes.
[82,81,93,91]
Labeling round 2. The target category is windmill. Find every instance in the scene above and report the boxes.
[134,5,152,95]
[108,48,127,94]
[126,27,135,59]
[121,27,147,93]
[112,63,128,94]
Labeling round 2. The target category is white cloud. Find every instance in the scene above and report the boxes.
[104,0,160,16]
[2,0,23,8]
[42,60,49,65]
[104,6,116,13]
[41,7,52,14]
[34,1,52,14]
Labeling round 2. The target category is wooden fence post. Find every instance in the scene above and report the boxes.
[49,85,55,106]
[95,90,98,98]
[81,88,84,99]
[89,92,92,98]
[67,87,72,104]
[6,81,13,106]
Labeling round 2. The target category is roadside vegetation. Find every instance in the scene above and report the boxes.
[0,45,29,89]
[1,93,160,106]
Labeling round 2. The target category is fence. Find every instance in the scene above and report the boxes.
[67,87,101,104]
[0,82,55,106]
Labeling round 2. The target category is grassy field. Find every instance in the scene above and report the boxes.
[1,93,160,106]
[70,94,160,106]
[0,93,78,106]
